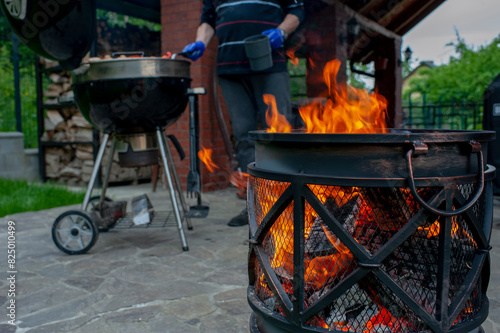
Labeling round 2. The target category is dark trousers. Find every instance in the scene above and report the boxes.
[218,71,292,172]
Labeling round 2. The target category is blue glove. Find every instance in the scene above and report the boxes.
[261,29,285,50]
[182,41,206,61]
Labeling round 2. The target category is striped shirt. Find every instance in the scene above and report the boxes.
[201,0,305,75]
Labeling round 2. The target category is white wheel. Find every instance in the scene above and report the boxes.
[52,210,99,255]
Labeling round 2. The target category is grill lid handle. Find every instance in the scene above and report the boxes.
[111,51,145,58]
[406,140,485,217]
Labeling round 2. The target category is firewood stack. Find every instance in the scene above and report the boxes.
[39,57,152,186]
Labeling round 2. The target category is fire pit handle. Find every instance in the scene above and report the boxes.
[406,140,485,217]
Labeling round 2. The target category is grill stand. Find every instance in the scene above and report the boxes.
[88,129,190,250]
[53,129,192,254]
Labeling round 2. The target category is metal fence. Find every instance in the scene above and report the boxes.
[0,11,38,148]
[402,101,483,130]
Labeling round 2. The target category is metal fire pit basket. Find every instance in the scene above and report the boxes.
[247,129,495,333]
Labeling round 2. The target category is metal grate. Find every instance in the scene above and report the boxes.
[249,175,487,332]
[110,210,185,229]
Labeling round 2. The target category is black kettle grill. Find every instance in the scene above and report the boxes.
[1,0,204,254]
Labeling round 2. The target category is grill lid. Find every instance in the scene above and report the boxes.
[0,0,96,70]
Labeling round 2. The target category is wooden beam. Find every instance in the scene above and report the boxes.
[340,2,401,63]
[374,37,403,128]
[391,0,447,35]
[358,0,386,16]
[373,0,420,29]
[341,2,401,40]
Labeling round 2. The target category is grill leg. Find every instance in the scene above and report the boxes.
[99,136,116,204]
[82,133,110,210]
[161,131,193,230]
[156,129,189,251]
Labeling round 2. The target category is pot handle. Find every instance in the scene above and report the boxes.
[405,140,485,217]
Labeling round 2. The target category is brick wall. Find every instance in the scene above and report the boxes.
[161,0,232,192]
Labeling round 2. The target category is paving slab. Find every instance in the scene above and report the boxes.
[0,183,498,333]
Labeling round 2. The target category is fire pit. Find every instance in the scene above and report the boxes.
[246,129,494,333]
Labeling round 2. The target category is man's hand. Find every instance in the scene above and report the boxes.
[181,41,206,61]
[261,29,285,50]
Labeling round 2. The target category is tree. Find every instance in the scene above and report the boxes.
[404,30,500,103]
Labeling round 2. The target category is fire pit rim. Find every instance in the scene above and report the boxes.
[247,162,496,187]
[249,129,496,145]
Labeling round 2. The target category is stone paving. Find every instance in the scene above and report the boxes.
[0,183,498,333]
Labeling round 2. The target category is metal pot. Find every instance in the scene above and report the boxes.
[72,57,192,134]
[0,0,96,70]
[116,133,159,167]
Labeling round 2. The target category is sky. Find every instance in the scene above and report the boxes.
[402,0,500,65]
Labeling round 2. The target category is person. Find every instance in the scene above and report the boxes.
[182,0,305,227]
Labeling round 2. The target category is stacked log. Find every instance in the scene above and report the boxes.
[37,19,161,186]
[39,57,152,186]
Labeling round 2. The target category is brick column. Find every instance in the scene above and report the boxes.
[161,0,232,192]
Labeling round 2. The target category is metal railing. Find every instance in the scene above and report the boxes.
[402,101,483,130]
[0,11,38,148]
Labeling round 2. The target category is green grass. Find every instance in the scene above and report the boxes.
[0,178,86,217]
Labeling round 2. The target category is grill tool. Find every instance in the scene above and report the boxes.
[187,88,210,218]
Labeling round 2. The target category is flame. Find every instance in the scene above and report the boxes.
[418,218,477,247]
[265,59,388,134]
[198,146,249,193]
[286,49,300,66]
[198,147,219,173]
[419,221,440,238]
[264,94,292,133]
[230,171,248,192]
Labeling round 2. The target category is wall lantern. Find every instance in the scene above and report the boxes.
[404,46,413,62]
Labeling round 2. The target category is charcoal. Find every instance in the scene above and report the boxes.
[370,324,396,332]
[321,284,373,327]
[305,195,360,258]
[360,187,412,230]
[398,279,437,315]
[347,302,379,330]
[305,218,337,256]
[359,275,404,319]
